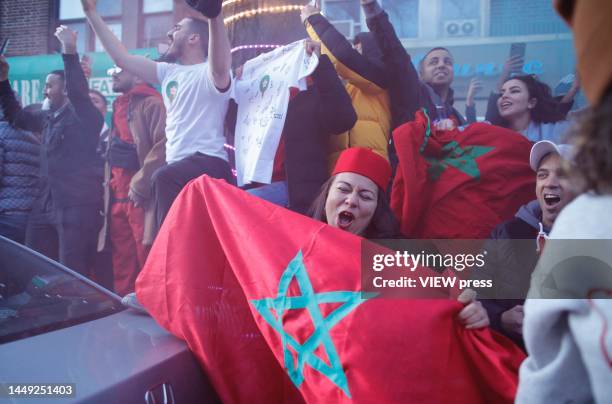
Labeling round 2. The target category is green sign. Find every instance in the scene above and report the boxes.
[6,48,158,118]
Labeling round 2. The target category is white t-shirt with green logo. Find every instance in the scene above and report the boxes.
[157,61,231,164]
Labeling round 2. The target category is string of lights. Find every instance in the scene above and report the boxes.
[224,5,303,25]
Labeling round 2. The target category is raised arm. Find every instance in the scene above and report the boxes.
[302,4,387,94]
[361,0,421,128]
[54,25,103,134]
[207,15,231,90]
[81,0,158,84]
[0,56,37,129]
[306,41,357,135]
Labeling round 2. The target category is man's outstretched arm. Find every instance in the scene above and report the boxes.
[207,15,231,90]
[81,0,159,84]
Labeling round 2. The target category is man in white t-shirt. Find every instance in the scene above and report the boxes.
[81,0,234,232]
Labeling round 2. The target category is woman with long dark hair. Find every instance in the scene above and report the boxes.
[310,147,489,329]
[308,147,399,239]
[496,74,571,143]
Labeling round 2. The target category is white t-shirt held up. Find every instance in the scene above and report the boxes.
[157,62,231,164]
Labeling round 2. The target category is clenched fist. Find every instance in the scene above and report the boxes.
[55,25,78,54]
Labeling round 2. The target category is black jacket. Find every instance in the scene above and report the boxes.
[473,200,546,349]
[0,54,104,209]
[364,9,465,129]
[284,55,357,214]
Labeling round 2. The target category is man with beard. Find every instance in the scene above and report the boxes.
[99,66,166,296]
[0,26,103,275]
[80,0,233,232]
[359,0,465,130]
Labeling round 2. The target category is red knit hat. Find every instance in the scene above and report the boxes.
[332,147,392,191]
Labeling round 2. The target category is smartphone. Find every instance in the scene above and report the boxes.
[0,39,9,56]
[509,42,526,59]
[508,42,526,76]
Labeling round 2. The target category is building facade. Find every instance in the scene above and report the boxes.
[1,0,579,114]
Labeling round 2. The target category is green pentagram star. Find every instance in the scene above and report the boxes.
[425,141,494,181]
[251,251,374,398]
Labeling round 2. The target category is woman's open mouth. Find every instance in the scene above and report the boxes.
[337,211,355,229]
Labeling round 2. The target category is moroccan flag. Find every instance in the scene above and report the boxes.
[136,176,525,403]
[391,111,535,239]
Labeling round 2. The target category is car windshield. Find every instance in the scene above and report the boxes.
[0,237,124,344]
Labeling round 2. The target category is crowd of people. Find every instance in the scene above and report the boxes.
[0,0,610,401]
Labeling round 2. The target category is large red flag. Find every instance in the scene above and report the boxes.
[391,111,535,239]
[136,176,525,403]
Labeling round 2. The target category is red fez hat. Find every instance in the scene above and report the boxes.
[332,147,391,191]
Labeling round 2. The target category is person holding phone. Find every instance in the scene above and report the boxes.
[483,45,580,142]
[495,74,571,143]
[0,26,104,276]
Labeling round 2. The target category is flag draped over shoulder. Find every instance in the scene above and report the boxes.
[391,111,535,239]
[136,176,525,404]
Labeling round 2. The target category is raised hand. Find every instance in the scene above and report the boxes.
[466,77,484,107]
[55,25,78,54]
[0,55,9,82]
[304,39,321,57]
[497,55,524,91]
[300,2,321,25]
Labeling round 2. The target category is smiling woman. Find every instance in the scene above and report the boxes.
[309,147,399,239]
[496,74,570,142]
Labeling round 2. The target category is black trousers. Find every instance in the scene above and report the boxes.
[152,152,233,232]
[25,204,102,277]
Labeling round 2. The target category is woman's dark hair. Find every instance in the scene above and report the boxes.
[502,74,566,124]
[309,176,400,239]
[571,85,612,194]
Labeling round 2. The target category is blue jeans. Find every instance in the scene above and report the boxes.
[246,181,288,208]
[0,214,29,244]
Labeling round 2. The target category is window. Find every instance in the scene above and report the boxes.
[383,0,418,38]
[489,0,569,36]
[59,0,122,20]
[324,0,361,22]
[141,0,174,49]
[321,0,361,38]
[63,22,87,55]
[0,238,124,344]
[143,0,173,14]
[95,23,122,52]
[58,0,123,53]
[143,14,173,49]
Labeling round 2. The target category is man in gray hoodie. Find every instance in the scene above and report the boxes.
[473,140,575,349]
